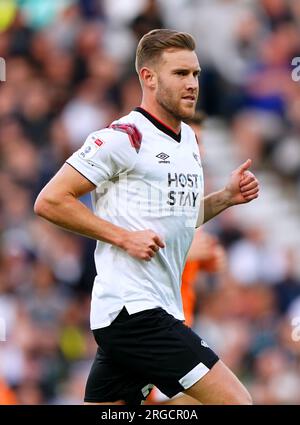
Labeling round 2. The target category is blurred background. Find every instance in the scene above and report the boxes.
[1,0,300,405]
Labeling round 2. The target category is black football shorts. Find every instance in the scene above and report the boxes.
[84,306,219,404]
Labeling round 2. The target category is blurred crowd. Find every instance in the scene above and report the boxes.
[1,0,300,405]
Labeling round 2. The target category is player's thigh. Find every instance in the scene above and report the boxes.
[84,345,149,405]
[184,360,252,405]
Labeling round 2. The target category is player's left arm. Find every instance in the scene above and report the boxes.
[197,159,259,226]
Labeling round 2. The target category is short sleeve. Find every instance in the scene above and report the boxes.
[66,128,138,186]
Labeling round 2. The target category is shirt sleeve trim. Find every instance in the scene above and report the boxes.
[65,161,98,187]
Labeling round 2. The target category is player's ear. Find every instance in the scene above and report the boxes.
[140,67,157,90]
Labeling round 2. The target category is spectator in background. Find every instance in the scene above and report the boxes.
[182,111,227,328]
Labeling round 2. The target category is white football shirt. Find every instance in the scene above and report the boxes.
[66,107,204,329]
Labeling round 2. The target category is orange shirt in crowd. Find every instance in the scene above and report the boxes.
[181,230,226,327]
[0,378,17,405]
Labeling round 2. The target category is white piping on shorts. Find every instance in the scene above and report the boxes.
[179,362,209,389]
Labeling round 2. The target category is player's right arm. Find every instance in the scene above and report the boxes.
[34,129,164,261]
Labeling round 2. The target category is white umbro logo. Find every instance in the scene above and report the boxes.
[201,340,209,348]
[141,383,154,397]
[156,152,170,163]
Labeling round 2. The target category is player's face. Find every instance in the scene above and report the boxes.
[155,49,200,121]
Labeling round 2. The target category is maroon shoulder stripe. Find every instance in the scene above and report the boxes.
[109,123,142,153]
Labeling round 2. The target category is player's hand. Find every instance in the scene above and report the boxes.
[121,230,165,261]
[224,159,259,206]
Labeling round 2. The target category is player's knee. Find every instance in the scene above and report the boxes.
[242,390,253,405]
[230,388,253,405]
[244,393,253,405]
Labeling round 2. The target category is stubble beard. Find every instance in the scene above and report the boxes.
[156,81,197,122]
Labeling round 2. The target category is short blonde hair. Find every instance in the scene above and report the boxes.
[135,29,196,73]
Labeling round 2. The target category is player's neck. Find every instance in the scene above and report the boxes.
[139,101,181,135]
